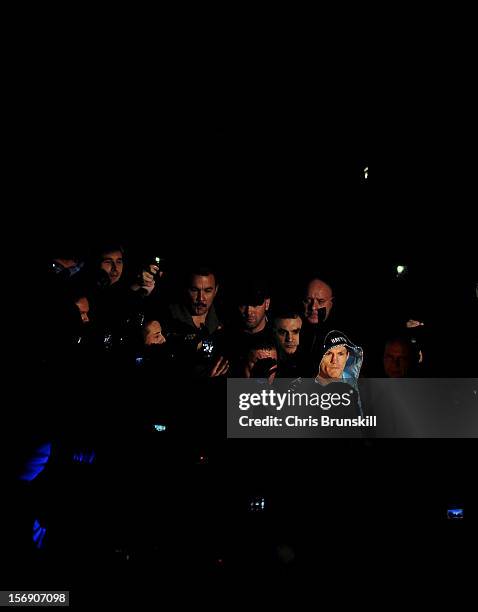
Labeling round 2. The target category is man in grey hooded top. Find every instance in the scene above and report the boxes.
[313,329,364,416]
[315,330,363,384]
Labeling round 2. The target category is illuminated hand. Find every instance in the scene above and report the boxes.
[210,356,229,377]
[139,264,163,295]
[406,319,424,328]
[141,270,156,294]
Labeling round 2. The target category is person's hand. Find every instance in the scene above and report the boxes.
[148,263,164,278]
[131,263,164,294]
[406,319,424,328]
[140,264,164,295]
[210,356,229,377]
[140,269,156,295]
[251,358,278,381]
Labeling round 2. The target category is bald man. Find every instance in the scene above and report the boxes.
[303,278,334,326]
[300,277,337,374]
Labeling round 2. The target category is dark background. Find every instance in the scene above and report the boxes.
[5,21,477,592]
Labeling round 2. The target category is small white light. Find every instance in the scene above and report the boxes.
[363,166,368,179]
[396,265,405,275]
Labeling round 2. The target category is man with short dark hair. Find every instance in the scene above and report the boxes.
[167,266,221,334]
[99,247,124,286]
[86,244,149,365]
[166,265,228,379]
[272,309,303,377]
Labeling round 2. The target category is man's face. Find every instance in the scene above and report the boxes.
[319,345,349,379]
[383,341,412,378]
[100,250,124,285]
[274,317,302,355]
[244,348,278,383]
[238,299,270,332]
[144,320,166,345]
[75,297,90,324]
[187,274,218,316]
[303,280,333,325]
[54,258,78,269]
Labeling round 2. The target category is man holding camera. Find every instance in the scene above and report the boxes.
[165,265,229,380]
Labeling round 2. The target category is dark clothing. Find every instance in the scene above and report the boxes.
[85,282,147,368]
[276,350,304,378]
[92,282,145,333]
[226,323,275,376]
[166,303,221,337]
[165,303,224,379]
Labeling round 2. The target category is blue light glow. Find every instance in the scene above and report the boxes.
[19,443,52,481]
[447,508,464,519]
[32,519,47,549]
[72,450,96,464]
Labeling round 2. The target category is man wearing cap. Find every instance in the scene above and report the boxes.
[315,330,363,385]
[227,280,274,375]
[314,330,364,419]
[237,285,270,336]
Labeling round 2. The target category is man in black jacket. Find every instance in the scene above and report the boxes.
[227,281,274,375]
[165,264,228,379]
[272,308,304,378]
[300,276,338,373]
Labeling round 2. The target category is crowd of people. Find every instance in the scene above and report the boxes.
[36,243,444,385]
[4,239,476,583]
